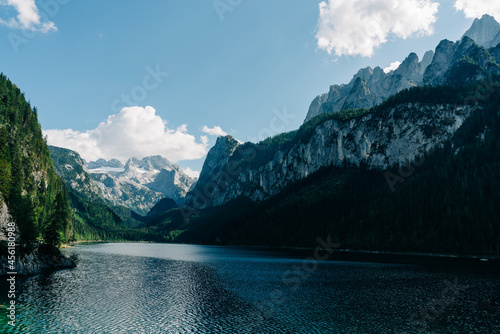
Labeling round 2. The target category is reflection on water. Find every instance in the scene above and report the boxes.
[0,243,499,333]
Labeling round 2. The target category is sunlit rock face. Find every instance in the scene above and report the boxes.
[187,103,476,209]
[462,14,500,49]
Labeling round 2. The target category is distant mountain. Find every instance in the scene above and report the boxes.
[305,15,500,122]
[50,151,196,215]
[87,155,196,209]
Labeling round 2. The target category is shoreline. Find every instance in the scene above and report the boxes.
[67,240,500,269]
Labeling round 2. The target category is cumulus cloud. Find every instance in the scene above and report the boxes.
[316,0,439,57]
[201,125,228,137]
[44,106,209,163]
[384,61,401,73]
[454,0,500,20]
[0,0,57,32]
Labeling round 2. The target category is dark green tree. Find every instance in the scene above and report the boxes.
[44,189,70,247]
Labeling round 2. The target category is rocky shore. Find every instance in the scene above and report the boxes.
[0,244,76,276]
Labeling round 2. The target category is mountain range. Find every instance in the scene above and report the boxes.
[185,14,500,211]
[2,14,500,257]
[305,14,500,122]
[49,147,195,215]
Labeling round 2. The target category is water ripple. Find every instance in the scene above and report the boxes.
[0,243,498,333]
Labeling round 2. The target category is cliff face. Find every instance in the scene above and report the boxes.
[0,244,75,276]
[186,103,476,209]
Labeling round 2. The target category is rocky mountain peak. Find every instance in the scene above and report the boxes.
[394,52,420,82]
[422,39,458,86]
[198,136,240,182]
[353,67,374,82]
[124,155,173,172]
[463,14,500,48]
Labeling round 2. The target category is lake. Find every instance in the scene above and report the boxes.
[1,243,499,333]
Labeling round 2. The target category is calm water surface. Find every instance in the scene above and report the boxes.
[0,243,499,333]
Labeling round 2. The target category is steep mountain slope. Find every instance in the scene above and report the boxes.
[49,146,104,202]
[0,74,74,274]
[305,15,500,122]
[0,74,67,245]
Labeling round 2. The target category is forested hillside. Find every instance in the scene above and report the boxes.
[0,73,71,249]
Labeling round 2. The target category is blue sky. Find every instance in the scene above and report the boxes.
[0,0,498,176]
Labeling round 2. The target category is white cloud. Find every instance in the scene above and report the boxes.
[316,0,439,57]
[384,61,401,73]
[201,125,228,137]
[0,0,57,32]
[44,106,209,163]
[183,167,200,179]
[454,0,500,20]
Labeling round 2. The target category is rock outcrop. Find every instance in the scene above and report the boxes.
[0,245,75,276]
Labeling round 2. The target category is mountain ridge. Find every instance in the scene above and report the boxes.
[305,15,500,122]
